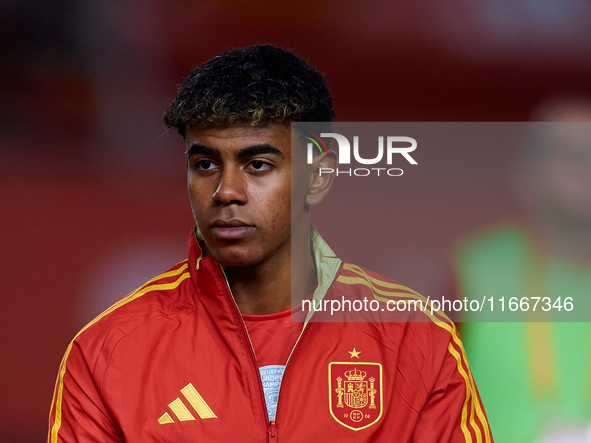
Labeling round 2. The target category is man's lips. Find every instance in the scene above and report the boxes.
[210,219,255,240]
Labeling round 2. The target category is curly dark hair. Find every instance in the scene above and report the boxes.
[163,45,335,137]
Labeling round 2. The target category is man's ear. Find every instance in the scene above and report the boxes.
[307,150,338,206]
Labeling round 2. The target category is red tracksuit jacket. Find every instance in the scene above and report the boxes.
[48,229,492,442]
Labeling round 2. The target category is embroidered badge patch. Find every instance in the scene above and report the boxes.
[328,362,383,431]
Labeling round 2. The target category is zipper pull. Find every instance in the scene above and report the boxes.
[268,420,277,439]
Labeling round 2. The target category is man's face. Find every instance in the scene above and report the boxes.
[541,124,591,224]
[185,121,308,268]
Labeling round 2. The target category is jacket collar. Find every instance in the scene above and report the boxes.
[186,225,342,320]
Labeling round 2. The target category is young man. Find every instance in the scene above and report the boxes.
[48,45,492,442]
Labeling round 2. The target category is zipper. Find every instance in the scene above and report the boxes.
[217,263,318,442]
[268,420,277,439]
[270,317,310,438]
[217,265,275,441]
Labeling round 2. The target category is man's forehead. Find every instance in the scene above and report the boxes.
[184,121,292,150]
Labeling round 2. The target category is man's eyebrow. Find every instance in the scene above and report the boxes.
[185,143,283,159]
[186,144,220,158]
[235,144,283,160]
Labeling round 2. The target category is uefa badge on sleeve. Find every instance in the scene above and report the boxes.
[328,362,383,431]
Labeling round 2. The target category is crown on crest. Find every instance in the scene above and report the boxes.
[344,368,367,381]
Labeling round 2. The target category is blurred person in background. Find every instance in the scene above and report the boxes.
[457,96,591,442]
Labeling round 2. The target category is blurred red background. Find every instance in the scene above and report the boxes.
[1,1,591,441]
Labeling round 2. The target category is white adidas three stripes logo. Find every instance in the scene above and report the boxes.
[158,383,217,424]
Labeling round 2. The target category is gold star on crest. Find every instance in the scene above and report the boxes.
[348,348,361,358]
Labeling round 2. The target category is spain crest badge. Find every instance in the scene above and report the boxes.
[328,362,383,431]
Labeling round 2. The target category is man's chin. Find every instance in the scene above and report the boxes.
[213,251,263,269]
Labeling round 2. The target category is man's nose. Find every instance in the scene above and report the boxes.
[212,167,247,205]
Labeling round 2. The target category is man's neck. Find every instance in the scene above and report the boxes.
[224,235,317,316]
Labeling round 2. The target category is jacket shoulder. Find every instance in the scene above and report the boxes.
[336,262,447,315]
[331,262,458,344]
[73,260,194,356]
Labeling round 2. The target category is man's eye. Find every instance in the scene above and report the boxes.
[249,160,271,171]
[196,160,216,170]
